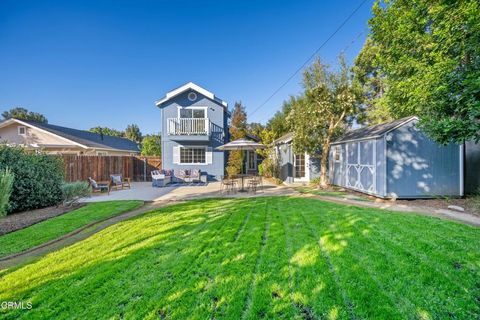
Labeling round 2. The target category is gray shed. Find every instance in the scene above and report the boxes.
[329,116,464,198]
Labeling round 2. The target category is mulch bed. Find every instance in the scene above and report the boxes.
[396,198,479,217]
[0,203,86,236]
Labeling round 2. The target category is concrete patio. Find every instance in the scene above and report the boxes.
[82,179,296,202]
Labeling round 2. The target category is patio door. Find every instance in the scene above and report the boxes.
[294,153,306,180]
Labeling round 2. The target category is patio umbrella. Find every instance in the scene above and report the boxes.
[215,138,266,151]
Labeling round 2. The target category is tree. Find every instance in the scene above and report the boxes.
[246,122,264,139]
[369,0,480,143]
[125,124,142,143]
[141,134,162,156]
[2,107,48,123]
[353,37,391,125]
[289,57,360,188]
[89,126,124,138]
[226,102,247,175]
[266,97,294,139]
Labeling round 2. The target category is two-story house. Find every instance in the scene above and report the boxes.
[156,82,229,180]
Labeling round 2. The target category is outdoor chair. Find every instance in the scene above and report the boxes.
[247,175,262,194]
[220,176,237,194]
[88,177,111,195]
[110,174,131,191]
[151,170,172,187]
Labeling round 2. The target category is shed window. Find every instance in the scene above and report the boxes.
[180,147,206,164]
[333,146,341,162]
[18,126,26,135]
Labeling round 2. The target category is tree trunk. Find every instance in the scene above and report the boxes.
[319,141,330,189]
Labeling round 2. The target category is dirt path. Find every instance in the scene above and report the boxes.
[0,200,176,270]
[300,193,480,227]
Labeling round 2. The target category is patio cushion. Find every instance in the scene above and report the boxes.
[165,169,173,176]
[88,177,98,188]
[111,175,122,184]
[190,169,200,179]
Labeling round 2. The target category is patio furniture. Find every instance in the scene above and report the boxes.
[232,173,253,192]
[220,176,237,194]
[172,169,202,183]
[88,177,111,195]
[247,175,262,193]
[110,174,131,191]
[151,170,172,187]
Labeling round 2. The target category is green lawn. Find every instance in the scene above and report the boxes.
[295,186,370,201]
[0,201,143,258]
[0,197,479,319]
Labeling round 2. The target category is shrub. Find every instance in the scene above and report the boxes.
[258,150,280,178]
[0,146,64,213]
[0,168,14,217]
[61,181,91,206]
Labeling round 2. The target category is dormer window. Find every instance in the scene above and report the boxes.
[18,126,26,135]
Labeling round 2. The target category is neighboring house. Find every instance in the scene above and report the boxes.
[155,82,229,180]
[0,118,140,155]
[329,116,464,198]
[273,132,320,183]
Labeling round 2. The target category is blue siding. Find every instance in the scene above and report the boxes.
[160,89,228,180]
[386,121,461,198]
[375,138,386,197]
[275,142,320,183]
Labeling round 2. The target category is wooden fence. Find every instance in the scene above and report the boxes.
[62,155,162,182]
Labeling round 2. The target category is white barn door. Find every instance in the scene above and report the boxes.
[345,140,376,194]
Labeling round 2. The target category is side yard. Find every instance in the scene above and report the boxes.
[0,197,478,319]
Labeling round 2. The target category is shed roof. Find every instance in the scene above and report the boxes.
[273,132,294,145]
[1,118,140,152]
[332,116,418,144]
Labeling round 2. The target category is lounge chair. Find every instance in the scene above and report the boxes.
[88,177,111,195]
[110,174,131,191]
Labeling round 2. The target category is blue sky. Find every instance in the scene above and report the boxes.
[0,0,373,134]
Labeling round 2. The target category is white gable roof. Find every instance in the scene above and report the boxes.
[155,82,228,108]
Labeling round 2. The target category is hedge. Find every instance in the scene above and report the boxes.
[0,146,64,213]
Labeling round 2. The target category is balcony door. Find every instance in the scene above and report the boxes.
[178,107,206,135]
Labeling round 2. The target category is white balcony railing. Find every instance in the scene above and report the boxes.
[167,118,210,136]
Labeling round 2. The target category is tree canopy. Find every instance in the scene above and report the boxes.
[368,0,480,143]
[226,102,248,175]
[141,134,161,156]
[2,107,48,123]
[89,127,124,138]
[289,57,360,187]
[125,124,142,143]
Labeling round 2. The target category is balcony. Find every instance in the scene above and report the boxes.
[167,118,210,140]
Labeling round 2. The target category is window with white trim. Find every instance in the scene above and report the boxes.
[180,147,206,164]
[18,126,26,135]
[333,145,341,162]
[247,151,256,170]
[179,108,205,119]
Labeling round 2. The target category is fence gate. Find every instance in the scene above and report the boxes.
[345,140,376,194]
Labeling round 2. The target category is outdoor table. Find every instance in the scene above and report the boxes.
[232,174,253,192]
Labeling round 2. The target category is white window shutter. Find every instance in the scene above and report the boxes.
[173,146,180,164]
[206,147,213,164]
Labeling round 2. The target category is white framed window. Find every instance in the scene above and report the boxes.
[173,146,212,165]
[294,153,305,178]
[178,107,207,119]
[18,126,26,135]
[333,145,341,163]
[180,147,206,164]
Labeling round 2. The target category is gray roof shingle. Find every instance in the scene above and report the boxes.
[21,120,140,152]
[332,116,417,144]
